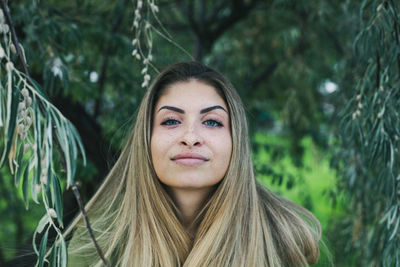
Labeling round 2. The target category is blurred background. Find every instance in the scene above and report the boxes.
[1,0,400,266]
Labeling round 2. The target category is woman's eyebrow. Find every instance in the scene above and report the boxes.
[157,105,228,114]
[200,105,228,114]
[157,106,184,113]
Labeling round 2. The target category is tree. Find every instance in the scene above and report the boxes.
[334,1,400,265]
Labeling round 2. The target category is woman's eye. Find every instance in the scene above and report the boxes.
[204,119,223,127]
[161,119,180,126]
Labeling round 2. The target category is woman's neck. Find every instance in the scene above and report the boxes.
[168,187,214,238]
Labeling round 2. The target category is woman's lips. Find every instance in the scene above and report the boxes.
[174,158,206,165]
[171,153,209,166]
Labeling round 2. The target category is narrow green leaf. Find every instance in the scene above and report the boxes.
[51,110,70,183]
[389,217,399,240]
[60,238,68,267]
[34,104,42,186]
[54,119,72,187]
[32,229,39,256]
[38,228,49,267]
[14,142,25,186]
[389,141,394,170]
[46,115,54,190]
[52,173,64,227]
[49,244,57,267]
[46,174,53,207]
[0,86,20,169]
[388,207,397,226]
[68,128,77,181]
[22,164,30,209]
[25,75,50,101]
[31,173,39,204]
[36,214,49,234]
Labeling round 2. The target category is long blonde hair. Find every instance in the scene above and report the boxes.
[66,61,321,266]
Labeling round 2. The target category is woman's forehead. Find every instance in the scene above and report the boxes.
[155,80,228,111]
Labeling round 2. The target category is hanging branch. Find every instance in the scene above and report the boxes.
[71,183,110,267]
[0,0,68,169]
[0,0,29,76]
[391,0,400,75]
[0,0,108,266]
[338,1,400,265]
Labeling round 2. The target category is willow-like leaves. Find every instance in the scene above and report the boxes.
[0,6,86,267]
[338,1,400,265]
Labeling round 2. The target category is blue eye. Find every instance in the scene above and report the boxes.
[204,120,223,127]
[161,119,180,126]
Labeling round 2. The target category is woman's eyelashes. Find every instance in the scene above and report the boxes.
[161,118,180,126]
[160,118,223,128]
[203,119,223,127]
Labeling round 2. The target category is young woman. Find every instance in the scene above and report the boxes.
[67,61,321,266]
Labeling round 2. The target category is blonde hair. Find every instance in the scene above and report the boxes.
[66,61,321,266]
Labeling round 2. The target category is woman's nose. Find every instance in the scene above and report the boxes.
[180,126,203,147]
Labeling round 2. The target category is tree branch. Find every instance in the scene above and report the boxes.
[1,0,68,169]
[0,0,29,76]
[181,0,265,60]
[94,0,129,119]
[209,0,261,43]
[71,183,110,267]
[208,0,231,24]
[391,0,400,77]
[252,61,278,88]
[179,1,199,35]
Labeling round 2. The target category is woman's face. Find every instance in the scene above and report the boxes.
[151,80,232,192]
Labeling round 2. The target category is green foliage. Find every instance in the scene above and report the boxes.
[255,135,338,226]
[334,0,400,265]
[0,166,45,261]
[0,2,86,266]
[253,133,345,265]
